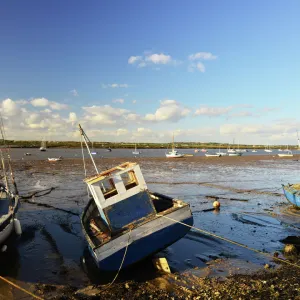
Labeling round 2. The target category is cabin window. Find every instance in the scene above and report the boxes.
[100,178,118,199]
[120,171,138,190]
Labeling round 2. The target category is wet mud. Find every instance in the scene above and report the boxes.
[1,155,300,299]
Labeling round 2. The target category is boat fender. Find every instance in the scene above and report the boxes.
[14,219,22,235]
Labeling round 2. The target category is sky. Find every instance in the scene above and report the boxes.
[0,0,299,145]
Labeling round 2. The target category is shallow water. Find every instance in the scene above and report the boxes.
[8,147,300,160]
[1,155,300,291]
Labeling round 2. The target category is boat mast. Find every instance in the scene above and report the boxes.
[79,124,99,174]
[297,130,300,149]
[172,133,175,151]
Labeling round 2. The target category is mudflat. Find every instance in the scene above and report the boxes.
[1,155,300,299]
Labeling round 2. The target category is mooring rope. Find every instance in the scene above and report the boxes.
[102,229,132,289]
[156,214,300,270]
[0,275,43,299]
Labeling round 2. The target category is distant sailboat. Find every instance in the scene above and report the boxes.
[264,145,272,153]
[132,144,141,155]
[227,139,236,153]
[91,142,97,155]
[40,138,46,151]
[166,134,184,158]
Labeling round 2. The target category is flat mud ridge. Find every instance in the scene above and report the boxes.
[1,156,300,299]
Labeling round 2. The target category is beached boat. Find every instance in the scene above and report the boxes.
[40,138,47,151]
[48,156,62,162]
[228,152,242,157]
[166,134,184,158]
[282,184,300,207]
[0,184,22,252]
[132,144,141,155]
[278,151,293,157]
[0,122,22,252]
[205,153,221,157]
[216,151,227,156]
[79,125,193,271]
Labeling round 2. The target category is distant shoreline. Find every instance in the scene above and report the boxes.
[1,140,299,150]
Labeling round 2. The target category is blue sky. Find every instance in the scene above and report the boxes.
[0,1,299,144]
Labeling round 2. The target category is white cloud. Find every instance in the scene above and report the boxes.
[132,100,137,104]
[112,98,125,104]
[188,62,206,73]
[195,106,233,117]
[70,89,79,97]
[196,62,205,73]
[128,56,142,64]
[188,52,217,72]
[0,98,21,116]
[69,112,77,124]
[82,105,130,126]
[16,100,28,105]
[116,128,129,136]
[30,98,68,110]
[31,98,49,107]
[49,102,68,110]
[41,109,52,113]
[188,52,217,61]
[101,83,129,88]
[144,100,190,122]
[145,53,172,64]
[129,52,173,68]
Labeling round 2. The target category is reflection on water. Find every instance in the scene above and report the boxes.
[1,155,300,287]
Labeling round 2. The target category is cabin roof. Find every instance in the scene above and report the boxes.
[84,161,138,184]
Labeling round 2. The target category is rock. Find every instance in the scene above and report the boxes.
[125,283,130,289]
[75,285,101,297]
[264,264,270,269]
[284,244,297,255]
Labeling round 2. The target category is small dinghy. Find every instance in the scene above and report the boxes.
[48,156,62,162]
[79,125,193,271]
[24,153,31,156]
[205,153,221,157]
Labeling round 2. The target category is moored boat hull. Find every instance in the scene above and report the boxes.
[282,184,300,207]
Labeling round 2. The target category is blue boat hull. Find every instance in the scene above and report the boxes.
[89,215,193,271]
[282,185,300,207]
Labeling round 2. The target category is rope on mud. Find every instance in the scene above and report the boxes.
[100,229,132,289]
[156,214,300,271]
[0,275,43,300]
[20,187,55,199]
